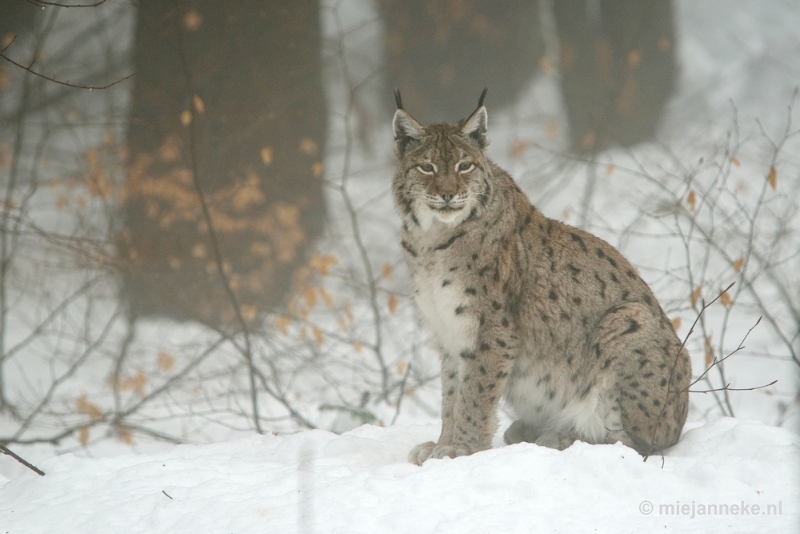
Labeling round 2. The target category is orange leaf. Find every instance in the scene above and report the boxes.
[116,425,133,444]
[180,110,192,126]
[310,254,338,276]
[606,164,615,176]
[381,262,393,280]
[120,370,147,396]
[303,287,317,309]
[671,317,682,332]
[705,347,714,368]
[767,166,777,190]
[719,290,732,308]
[76,395,103,421]
[260,146,273,165]
[730,157,740,167]
[690,286,702,309]
[183,9,202,31]
[157,351,174,372]
[299,137,318,156]
[192,94,205,114]
[387,295,398,314]
[353,341,363,353]
[396,361,407,375]
[241,304,258,322]
[510,139,530,160]
[732,257,744,272]
[686,190,696,212]
[704,336,714,368]
[191,243,207,259]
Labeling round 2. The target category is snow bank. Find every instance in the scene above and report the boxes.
[1,418,797,533]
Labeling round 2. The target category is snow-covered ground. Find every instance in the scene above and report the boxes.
[1,418,798,533]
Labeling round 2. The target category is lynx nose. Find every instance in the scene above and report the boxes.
[439,192,455,203]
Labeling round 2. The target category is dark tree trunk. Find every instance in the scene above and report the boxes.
[0,1,38,44]
[379,0,543,123]
[119,0,326,327]
[554,0,676,152]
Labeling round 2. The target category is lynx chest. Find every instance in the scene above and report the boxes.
[404,234,480,357]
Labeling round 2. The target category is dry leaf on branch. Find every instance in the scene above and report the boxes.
[157,351,174,372]
[690,286,702,309]
[767,166,777,190]
[381,262,393,280]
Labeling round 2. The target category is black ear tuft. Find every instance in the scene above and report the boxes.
[394,89,404,110]
[478,87,488,108]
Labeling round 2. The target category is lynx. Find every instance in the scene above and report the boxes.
[392,89,690,465]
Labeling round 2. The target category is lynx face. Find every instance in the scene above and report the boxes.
[392,103,492,230]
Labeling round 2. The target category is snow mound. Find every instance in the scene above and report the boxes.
[1,419,797,533]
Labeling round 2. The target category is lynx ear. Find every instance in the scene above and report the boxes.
[461,88,489,149]
[393,109,424,157]
[462,107,489,149]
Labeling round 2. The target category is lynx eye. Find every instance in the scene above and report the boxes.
[416,163,435,175]
[457,162,475,173]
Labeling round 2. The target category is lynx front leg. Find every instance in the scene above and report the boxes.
[423,330,517,462]
[409,353,461,465]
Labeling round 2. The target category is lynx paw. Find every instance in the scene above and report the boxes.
[408,441,436,465]
[503,420,541,445]
[534,431,578,451]
[409,441,472,465]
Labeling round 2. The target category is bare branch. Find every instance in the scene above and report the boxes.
[0,444,45,476]
[0,51,134,90]
[690,380,778,394]
[27,0,107,7]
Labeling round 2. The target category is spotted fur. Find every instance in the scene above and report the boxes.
[392,91,691,465]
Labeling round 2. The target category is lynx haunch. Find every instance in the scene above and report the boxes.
[392,89,690,465]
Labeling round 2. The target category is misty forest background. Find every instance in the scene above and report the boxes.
[0,0,798,460]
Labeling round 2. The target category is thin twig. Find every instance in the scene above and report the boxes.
[27,0,106,6]
[391,363,412,426]
[172,0,262,434]
[0,52,134,90]
[0,444,45,476]
[690,380,777,394]
[642,283,735,460]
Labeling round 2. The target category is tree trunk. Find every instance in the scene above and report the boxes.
[379,0,543,122]
[554,0,676,152]
[119,0,326,327]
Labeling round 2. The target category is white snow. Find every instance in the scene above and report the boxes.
[1,418,797,533]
